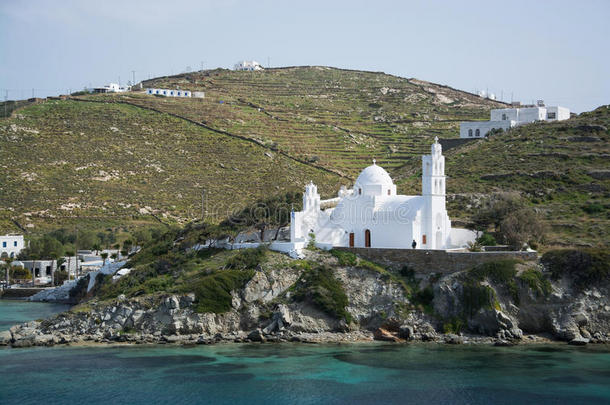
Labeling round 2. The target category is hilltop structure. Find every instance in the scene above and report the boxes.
[234,61,263,71]
[460,101,570,138]
[289,138,474,250]
[91,83,130,93]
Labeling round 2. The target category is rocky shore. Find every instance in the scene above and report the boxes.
[2,250,608,349]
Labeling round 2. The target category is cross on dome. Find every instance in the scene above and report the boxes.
[372,158,376,165]
[434,136,439,143]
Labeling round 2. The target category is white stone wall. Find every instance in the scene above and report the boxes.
[460,120,512,138]
[0,234,24,258]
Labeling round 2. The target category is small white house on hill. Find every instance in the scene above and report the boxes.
[234,61,263,71]
[460,102,570,138]
[146,88,192,97]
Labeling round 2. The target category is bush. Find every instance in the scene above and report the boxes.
[541,249,609,289]
[291,264,352,323]
[461,282,498,318]
[225,246,267,269]
[467,260,519,303]
[582,203,604,214]
[518,268,552,297]
[330,249,358,266]
[500,208,546,250]
[476,232,497,246]
[191,270,255,313]
[443,317,464,334]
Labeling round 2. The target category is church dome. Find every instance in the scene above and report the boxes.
[355,161,394,186]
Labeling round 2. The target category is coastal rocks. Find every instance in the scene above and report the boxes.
[0,330,12,345]
[568,336,589,346]
[373,327,402,342]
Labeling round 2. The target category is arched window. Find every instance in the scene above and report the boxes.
[468,129,473,137]
[475,129,480,137]
[358,188,362,195]
[364,229,371,247]
[387,189,391,196]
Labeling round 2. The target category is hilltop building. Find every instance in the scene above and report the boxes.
[289,138,474,250]
[234,61,263,71]
[460,101,570,138]
[0,234,25,259]
[92,83,130,93]
[145,88,205,98]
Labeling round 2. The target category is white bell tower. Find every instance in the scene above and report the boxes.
[421,137,449,249]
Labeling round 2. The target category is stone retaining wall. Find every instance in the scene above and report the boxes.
[336,247,538,274]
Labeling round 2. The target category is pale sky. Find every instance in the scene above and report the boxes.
[1,0,608,112]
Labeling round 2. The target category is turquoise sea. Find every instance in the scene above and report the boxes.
[1,301,609,405]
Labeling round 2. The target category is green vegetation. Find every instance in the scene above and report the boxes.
[225,246,267,269]
[330,249,358,266]
[465,260,519,304]
[190,269,255,313]
[291,263,352,323]
[542,249,609,289]
[518,268,552,297]
[461,282,499,318]
[443,317,465,334]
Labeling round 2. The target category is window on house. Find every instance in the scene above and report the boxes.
[14,241,17,247]
[475,129,480,137]
[502,113,507,120]
[359,188,362,195]
[468,129,473,137]
[2,242,5,248]
[547,112,556,119]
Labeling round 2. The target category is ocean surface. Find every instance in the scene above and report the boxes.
[1,302,609,405]
[0,299,71,331]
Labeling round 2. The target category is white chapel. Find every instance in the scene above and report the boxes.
[289,138,474,250]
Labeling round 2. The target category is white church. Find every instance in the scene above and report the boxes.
[288,138,475,251]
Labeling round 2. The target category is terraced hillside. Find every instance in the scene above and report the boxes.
[0,100,342,232]
[395,105,610,248]
[78,67,505,177]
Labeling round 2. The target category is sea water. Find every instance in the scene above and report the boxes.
[0,302,609,405]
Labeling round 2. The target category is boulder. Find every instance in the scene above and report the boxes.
[398,325,414,340]
[247,329,266,342]
[444,334,464,344]
[373,328,402,343]
[568,336,589,346]
[0,330,12,345]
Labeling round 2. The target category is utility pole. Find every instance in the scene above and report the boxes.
[132,70,136,86]
[267,56,270,68]
[500,90,503,102]
[32,88,34,98]
[201,189,206,222]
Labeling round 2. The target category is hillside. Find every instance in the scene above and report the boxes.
[0,66,501,234]
[395,105,610,248]
[0,66,607,249]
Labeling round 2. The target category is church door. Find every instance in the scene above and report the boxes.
[365,229,371,247]
[349,233,354,248]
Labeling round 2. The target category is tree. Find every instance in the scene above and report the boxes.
[500,208,547,250]
[472,192,525,232]
[101,252,109,266]
[77,231,99,251]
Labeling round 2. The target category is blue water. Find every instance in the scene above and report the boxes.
[0,299,70,331]
[1,302,609,404]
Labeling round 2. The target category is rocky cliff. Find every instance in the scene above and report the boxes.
[1,248,608,348]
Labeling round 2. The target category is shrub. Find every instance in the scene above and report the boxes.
[461,282,498,318]
[291,264,352,323]
[443,317,464,334]
[225,246,267,269]
[518,268,552,297]
[500,208,547,250]
[582,203,604,214]
[330,249,358,266]
[476,232,497,246]
[541,249,609,289]
[191,269,255,313]
[467,260,519,303]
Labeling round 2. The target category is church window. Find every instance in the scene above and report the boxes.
[475,129,480,137]
[468,129,473,137]
[422,234,427,245]
[387,189,391,196]
[359,188,362,195]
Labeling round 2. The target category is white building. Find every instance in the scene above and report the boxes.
[460,103,570,138]
[146,88,192,97]
[289,138,475,250]
[92,83,129,93]
[234,60,263,71]
[0,234,25,259]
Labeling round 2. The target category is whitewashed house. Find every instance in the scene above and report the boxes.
[92,83,129,93]
[0,234,25,259]
[460,102,570,138]
[289,138,475,251]
[146,88,192,97]
[234,61,263,71]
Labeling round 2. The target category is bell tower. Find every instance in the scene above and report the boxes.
[421,137,448,248]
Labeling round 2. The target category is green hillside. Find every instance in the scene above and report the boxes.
[395,105,610,248]
[0,66,607,249]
